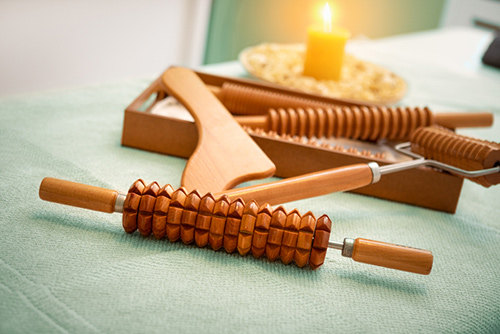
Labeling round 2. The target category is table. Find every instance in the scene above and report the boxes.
[1,27,499,333]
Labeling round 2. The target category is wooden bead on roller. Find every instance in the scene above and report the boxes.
[152,184,174,239]
[236,106,493,141]
[208,195,229,250]
[251,203,272,258]
[195,192,215,247]
[39,177,434,274]
[224,198,244,253]
[410,126,500,187]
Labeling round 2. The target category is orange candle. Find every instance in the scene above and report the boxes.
[303,3,350,81]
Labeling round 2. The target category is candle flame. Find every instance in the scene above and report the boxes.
[323,3,332,33]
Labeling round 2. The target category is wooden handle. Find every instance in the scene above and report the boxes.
[434,112,493,128]
[217,163,374,206]
[351,238,433,275]
[161,67,275,194]
[234,115,266,130]
[39,177,118,213]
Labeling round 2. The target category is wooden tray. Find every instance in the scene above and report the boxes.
[122,69,463,213]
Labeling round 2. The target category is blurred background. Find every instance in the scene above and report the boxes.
[1,0,499,97]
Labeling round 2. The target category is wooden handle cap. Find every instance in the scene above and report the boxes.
[350,238,433,275]
[434,112,493,129]
[39,177,118,213]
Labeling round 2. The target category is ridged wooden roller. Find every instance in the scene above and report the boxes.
[122,179,331,269]
[236,107,493,141]
[410,126,500,187]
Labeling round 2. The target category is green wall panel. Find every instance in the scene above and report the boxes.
[204,0,445,64]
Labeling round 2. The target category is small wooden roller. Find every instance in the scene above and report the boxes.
[410,126,500,187]
[235,106,493,141]
[39,178,434,274]
[218,126,500,205]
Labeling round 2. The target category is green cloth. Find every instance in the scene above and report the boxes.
[1,27,499,333]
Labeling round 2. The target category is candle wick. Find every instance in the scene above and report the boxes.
[324,20,332,33]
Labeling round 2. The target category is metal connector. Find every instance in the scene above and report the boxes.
[368,162,381,184]
[342,238,355,258]
[114,193,126,213]
[328,238,355,258]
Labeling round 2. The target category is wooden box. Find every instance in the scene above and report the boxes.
[122,70,464,213]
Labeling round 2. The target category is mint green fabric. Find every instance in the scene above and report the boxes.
[1,27,499,333]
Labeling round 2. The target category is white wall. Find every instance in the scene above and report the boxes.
[0,0,212,97]
[441,0,500,27]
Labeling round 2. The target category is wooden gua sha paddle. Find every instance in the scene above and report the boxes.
[160,67,275,194]
[39,177,433,274]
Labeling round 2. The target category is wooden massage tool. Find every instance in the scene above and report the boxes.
[234,106,494,141]
[216,126,500,205]
[39,177,434,275]
[159,67,275,194]
[208,81,492,132]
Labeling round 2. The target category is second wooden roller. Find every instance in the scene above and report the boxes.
[220,126,500,205]
[234,106,493,141]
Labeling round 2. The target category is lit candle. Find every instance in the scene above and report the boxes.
[303,3,350,81]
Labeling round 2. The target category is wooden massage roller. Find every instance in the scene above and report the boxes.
[410,126,500,188]
[212,82,492,131]
[234,106,493,141]
[39,177,434,275]
[215,126,499,207]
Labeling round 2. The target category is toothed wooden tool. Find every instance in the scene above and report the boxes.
[39,177,434,274]
[161,67,275,193]
[235,106,494,141]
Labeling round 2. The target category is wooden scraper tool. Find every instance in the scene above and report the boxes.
[161,67,275,194]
